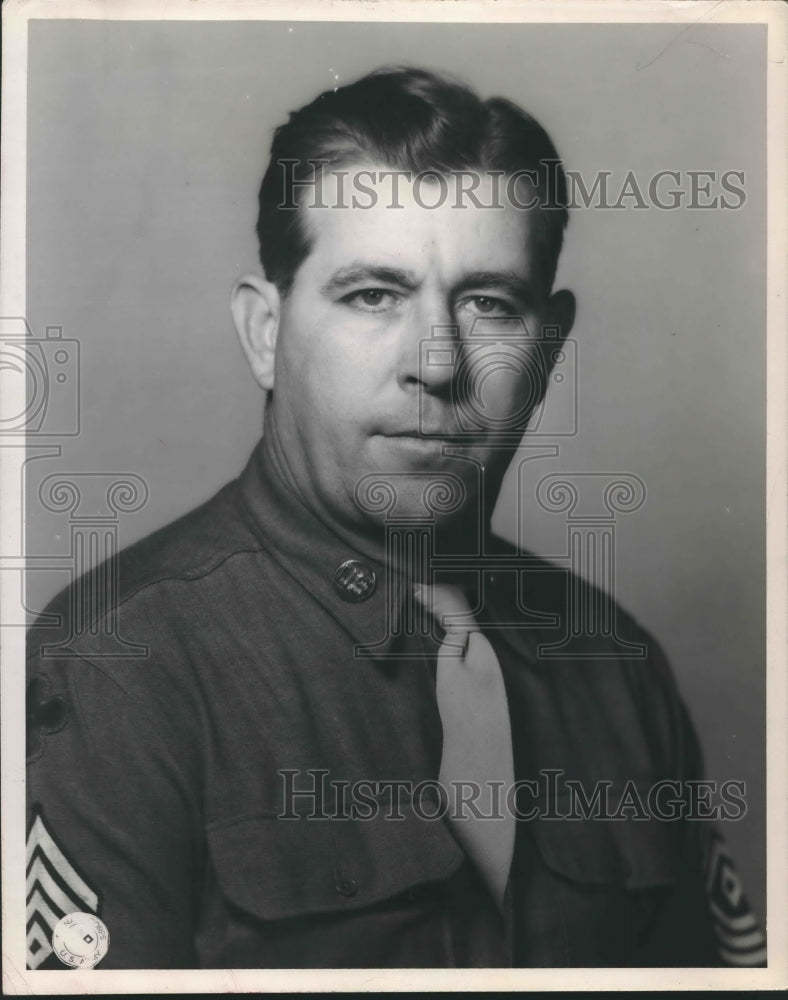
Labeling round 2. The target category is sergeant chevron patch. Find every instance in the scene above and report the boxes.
[26,807,100,970]
[702,825,767,967]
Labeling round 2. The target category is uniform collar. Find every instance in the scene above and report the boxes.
[236,434,411,660]
[235,433,509,661]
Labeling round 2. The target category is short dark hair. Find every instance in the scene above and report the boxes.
[256,66,568,295]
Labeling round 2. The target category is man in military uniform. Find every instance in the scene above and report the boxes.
[26,67,765,969]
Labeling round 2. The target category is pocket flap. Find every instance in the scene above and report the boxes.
[206,810,465,921]
[528,793,681,889]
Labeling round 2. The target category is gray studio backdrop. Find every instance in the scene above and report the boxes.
[24,20,766,923]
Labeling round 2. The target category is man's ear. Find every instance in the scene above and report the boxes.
[539,287,576,370]
[531,288,576,409]
[231,275,281,391]
[544,288,576,346]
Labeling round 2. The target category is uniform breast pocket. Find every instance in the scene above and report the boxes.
[516,794,681,967]
[198,810,465,968]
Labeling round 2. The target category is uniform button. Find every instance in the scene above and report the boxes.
[335,876,358,897]
[333,560,377,603]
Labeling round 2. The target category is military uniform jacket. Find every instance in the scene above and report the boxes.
[26,438,766,969]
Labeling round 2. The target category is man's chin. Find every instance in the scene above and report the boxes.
[352,458,481,526]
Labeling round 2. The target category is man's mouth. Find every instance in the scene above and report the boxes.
[374,428,508,461]
[381,427,460,440]
[377,421,461,439]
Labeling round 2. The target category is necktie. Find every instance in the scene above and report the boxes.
[415,583,516,910]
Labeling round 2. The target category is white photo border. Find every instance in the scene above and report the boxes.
[1,0,786,992]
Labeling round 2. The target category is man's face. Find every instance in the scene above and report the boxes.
[265,166,568,532]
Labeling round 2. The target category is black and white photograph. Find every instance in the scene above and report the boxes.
[1,0,786,992]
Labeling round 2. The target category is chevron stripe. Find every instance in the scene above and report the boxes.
[27,914,54,971]
[701,826,766,967]
[26,887,62,939]
[26,814,97,908]
[27,857,91,918]
[26,810,99,969]
[710,922,767,953]
[709,898,758,933]
[719,944,768,967]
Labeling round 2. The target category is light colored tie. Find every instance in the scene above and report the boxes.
[415,583,516,910]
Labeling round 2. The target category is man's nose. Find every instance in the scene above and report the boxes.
[396,296,457,394]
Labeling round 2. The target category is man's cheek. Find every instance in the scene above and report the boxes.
[459,354,540,431]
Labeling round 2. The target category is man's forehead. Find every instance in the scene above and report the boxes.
[297,162,542,281]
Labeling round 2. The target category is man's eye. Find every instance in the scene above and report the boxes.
[460,296,519,318]
[342,289,399,312]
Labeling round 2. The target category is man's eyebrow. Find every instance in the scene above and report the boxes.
[321,263,420,295]
[452,271,536,304]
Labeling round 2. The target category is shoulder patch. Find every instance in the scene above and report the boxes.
[26,675,68,764]
[702,826,767,967]
[26,808,100,970]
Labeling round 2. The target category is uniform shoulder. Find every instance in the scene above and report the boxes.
[27,476,263,656]
[117,477,261,587]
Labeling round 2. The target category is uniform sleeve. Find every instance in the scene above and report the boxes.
[634,656,767,967]
[26,648,204,969]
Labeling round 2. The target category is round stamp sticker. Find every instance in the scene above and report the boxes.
[51,912,109,969]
